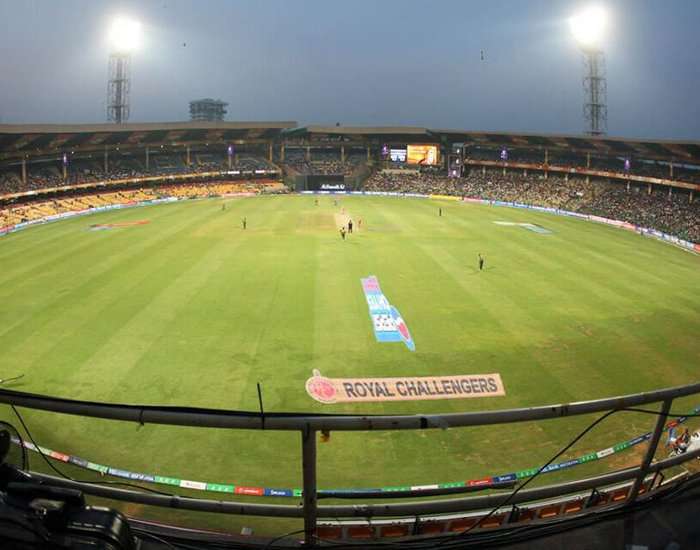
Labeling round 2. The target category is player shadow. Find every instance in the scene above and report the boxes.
[468,266,497,275]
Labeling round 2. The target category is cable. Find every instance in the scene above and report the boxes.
[623,407,700,418]
[130,407,700,550]
[435,408,619,544]
[262,528,306,549]
[10,405,176,496]
[131,522,258,550]
[191,405,700,550]
[315,476,700,550]
[130,528,180,549]
[450,475,700,549]
[435,405,698,546]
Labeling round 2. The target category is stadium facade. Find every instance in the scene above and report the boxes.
[1,121,698,190]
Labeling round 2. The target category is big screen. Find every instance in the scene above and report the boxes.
[407,144,439,165]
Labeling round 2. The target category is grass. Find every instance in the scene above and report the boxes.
[0,194,698,533]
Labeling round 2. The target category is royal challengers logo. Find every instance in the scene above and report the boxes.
[305,371,505,404]
[305,370,339,404]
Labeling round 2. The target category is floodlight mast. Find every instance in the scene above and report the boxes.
[107,53,130,124]
[107,18,140,124]
[582,49,607,136]
[570,7,608,136]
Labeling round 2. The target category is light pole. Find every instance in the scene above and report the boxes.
[107,17,141,124]
[570,6,608,136]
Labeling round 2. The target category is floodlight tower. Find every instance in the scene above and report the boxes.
[107,17,141,124]
[570,6,608,136]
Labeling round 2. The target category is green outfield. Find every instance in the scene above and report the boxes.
[0,194,698,531]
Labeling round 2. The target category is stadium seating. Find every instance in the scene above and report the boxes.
[0,154,278,196]
[1,153,697,242]
[0,181,285,229]
[281,149,366,176]
[362,169,699,242]
[312,478,659,542]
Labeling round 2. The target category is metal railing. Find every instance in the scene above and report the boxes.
[1,381,699,546]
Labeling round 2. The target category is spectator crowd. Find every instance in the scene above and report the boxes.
[0,155,279,196]
[281,150,365,176]
[363,169,699,243]
[1,160,698,242]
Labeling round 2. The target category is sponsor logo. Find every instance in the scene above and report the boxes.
[493,221,551,234]
[89,220,150,231]
[265,488,293,497]
[494,473,517,483]
[596,448,614,459]
[50,451,70,462]
[468,478,492,487]
[235,486,264,496]
[306,371,505,404]
[361,276,415,351]
[180,480,207,490]
[305,369,338,404]
[108,467,132,478]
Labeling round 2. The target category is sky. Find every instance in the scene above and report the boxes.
[0,0,698,140]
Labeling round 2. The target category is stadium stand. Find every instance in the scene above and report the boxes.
[363,169,699,242]
[154,180,283,199]
[281,148,366,176]
[0,181,285,229]
[0,124,697,243]
[0,153,278,195]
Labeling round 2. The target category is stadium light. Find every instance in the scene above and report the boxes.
[108,16,141,54]
[106,16,140,124]
[570,5,609,135]
[569,6,607,51]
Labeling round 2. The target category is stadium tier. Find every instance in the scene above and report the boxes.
[363,170,700,243]
[0,180,285,228]
[1,123,698,243]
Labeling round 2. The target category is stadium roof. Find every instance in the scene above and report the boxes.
[288,126,700,163]
[0,121,296,159]
[303,125,430,135]
[431,129,700,164]
[0,121,296,134]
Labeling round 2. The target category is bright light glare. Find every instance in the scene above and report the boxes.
[108,17,141,53]
[569,6,607,49]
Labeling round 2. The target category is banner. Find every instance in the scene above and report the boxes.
[12,404,699,498]
[429,194,462,201]
[306,370,505,404]
[361,275,415,351]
